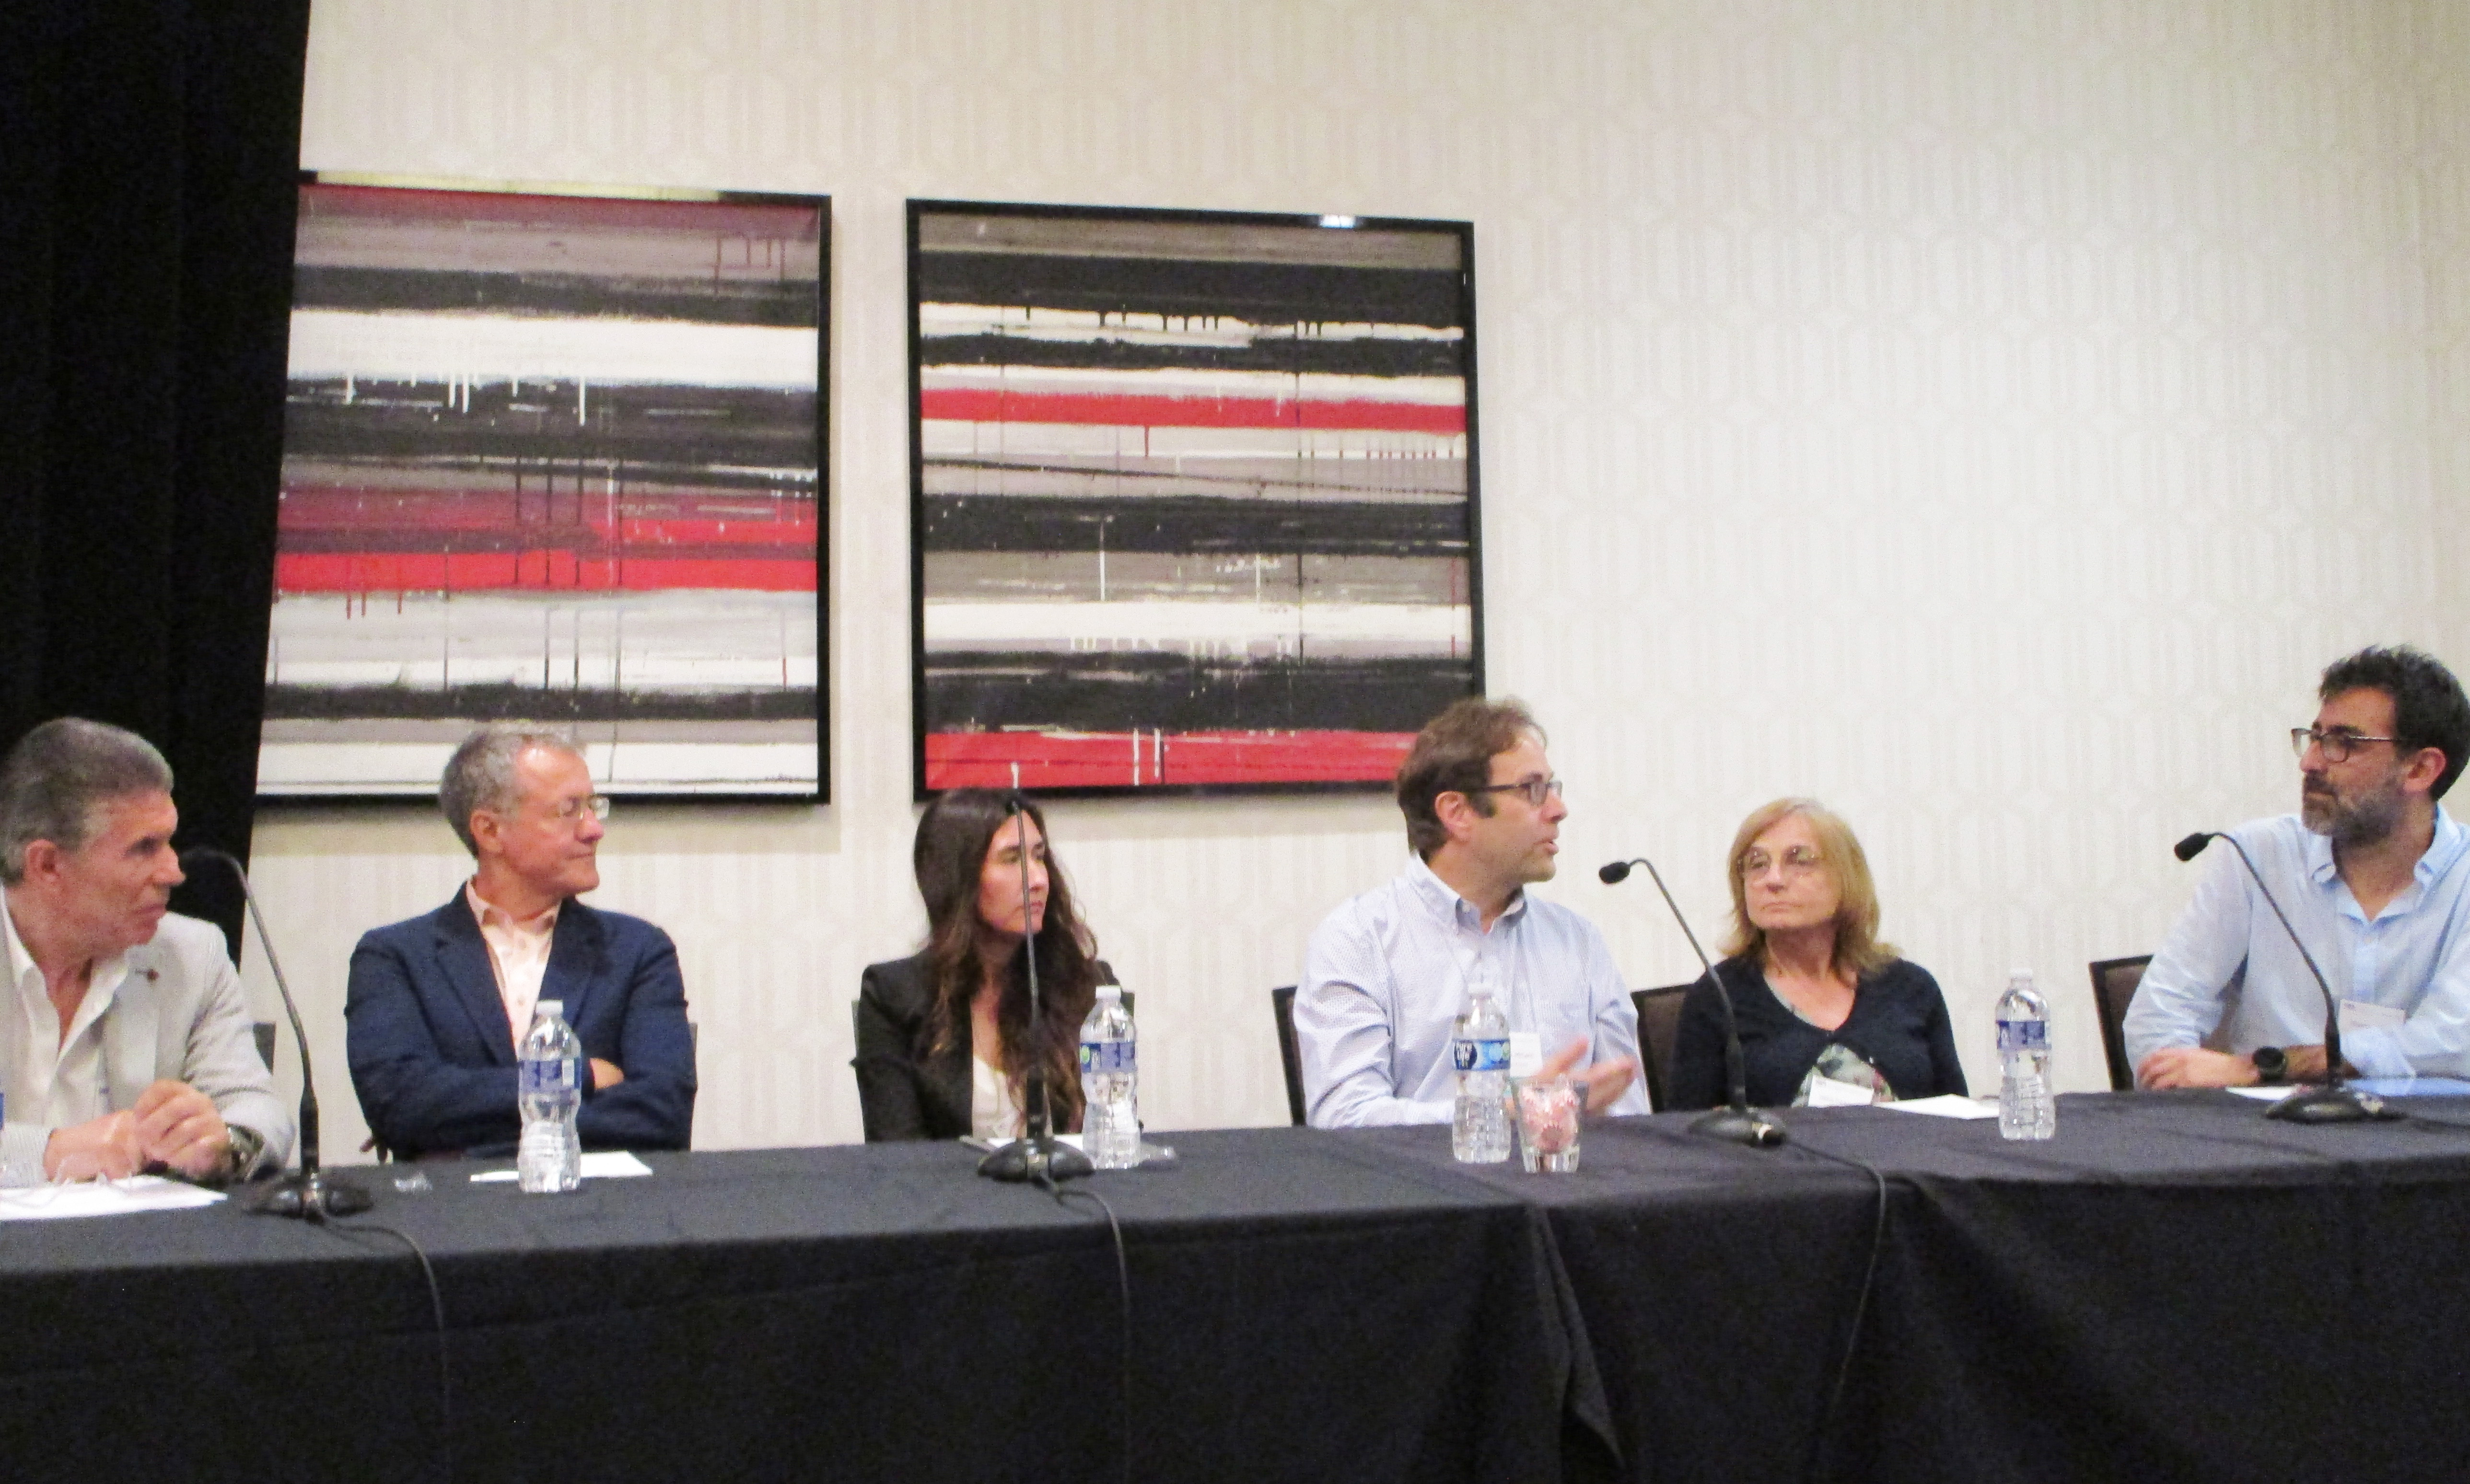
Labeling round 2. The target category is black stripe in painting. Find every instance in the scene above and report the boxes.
[916,333,1460,379]
[925,653,1474,733]
[922,496,1468,558]
[915,255,1464,329]
[265,683,816,723]
[293,266,818,327]
[284,389,816,481]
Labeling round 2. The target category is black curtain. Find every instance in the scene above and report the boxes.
[0,0,313,953]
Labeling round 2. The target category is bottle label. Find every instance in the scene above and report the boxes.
[1080,1040,1136,1076]
[521,1056,579,1096]
[1995,1019,2048,1054]
[1453,1036,1511,1073]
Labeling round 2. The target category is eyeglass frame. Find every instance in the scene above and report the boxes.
[2290,727,2401,765]
[1465,777,1565,809]
[1738,845,1826,881]
[545,794,613,824]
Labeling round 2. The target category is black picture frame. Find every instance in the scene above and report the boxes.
[906,198,1482,801]
[257,173,830,803]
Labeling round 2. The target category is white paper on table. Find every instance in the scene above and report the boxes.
[2225,1086,2299,1103]
[976,1133,1086,1152]
[1507,1032,1544,1078]
[1879,1094,2000,1120]
[1804,1076,1878,1108]
[0,1175,225,1221]
[470,1151,655,1183]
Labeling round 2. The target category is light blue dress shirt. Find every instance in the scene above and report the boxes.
[1295,855,1649,1127]
[2123,809,2470,1078]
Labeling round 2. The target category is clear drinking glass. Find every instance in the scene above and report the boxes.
[1516,1074,1583,1173]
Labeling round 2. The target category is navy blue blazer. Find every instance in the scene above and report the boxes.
[345,893,697,1158]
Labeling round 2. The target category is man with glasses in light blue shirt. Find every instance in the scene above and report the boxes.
[2129,646,2470,1089]
[1296,697,1644,1127]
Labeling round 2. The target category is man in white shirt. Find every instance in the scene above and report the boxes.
[345,727,695,1157]
[1296,697,1644,1127]
[0,718,290,1185]
[2128,645,2470,1087]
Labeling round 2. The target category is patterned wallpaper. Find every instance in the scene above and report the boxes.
[256,0,2470,1159]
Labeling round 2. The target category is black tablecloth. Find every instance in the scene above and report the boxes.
[1376,1090,2470,1484]
[0,1131,1585,1484]
[12,1096,2470,1484]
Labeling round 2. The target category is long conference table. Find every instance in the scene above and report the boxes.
[6,1091,2470,1483]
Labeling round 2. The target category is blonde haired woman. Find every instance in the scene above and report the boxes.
[1666,799,1965,1110]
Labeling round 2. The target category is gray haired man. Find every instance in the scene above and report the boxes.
[344,726,695,1157]
[0,719,291,1185]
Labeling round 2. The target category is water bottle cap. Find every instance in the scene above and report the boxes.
[536,1000,562,1019]
[1096,983,1122,1001]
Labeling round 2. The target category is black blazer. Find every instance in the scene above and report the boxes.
[346,894,698,1157]
[853,951,1115,1141]
[1666,954,1967,1112]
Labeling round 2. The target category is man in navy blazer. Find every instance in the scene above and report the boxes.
[345,727,695,1158]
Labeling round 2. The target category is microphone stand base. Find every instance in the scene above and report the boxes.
[977,1136,1095,1183]
[242,1170,374,1219]
[1692,1105,1788,1148]
[2265,1083,2401,1124]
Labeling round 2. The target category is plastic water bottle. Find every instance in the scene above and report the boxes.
[1078,984,1140,1169]
[1452,976,1514,1163]
[518,999,583,1193]
[1996,970,2056,1141]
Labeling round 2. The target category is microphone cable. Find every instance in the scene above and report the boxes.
[1037,1168,1134,1484]
[1781,1142,1891,1484]
[320,1215,453,1484]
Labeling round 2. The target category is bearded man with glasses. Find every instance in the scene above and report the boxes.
[345,727,696,1158]
[2128,646,2470,1090]
[1294,697,1643,1127]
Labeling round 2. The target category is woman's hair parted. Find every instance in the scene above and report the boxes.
[911,788,1104,1128]
[1720,797,1898,977]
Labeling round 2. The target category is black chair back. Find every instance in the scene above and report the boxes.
[1630,985,1689,1113]
[2088,955,2152,1091]
[1271,985,1306,1126]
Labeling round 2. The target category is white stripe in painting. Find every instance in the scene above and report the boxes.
[267,590,818,692]
[921,421,1467,461]
[259,740,818,794]
[920,464,1464,503]
[919,302,1464,344]
[922,599,1469,650]
[287,310,819,389]
[920,363,1465,406]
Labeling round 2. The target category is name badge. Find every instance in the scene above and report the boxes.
[1805,1075,1877,1108]
[1507,1032,1543,1079]
[2340,1000,2406,1035]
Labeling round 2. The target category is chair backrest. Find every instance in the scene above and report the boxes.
[2087,955,2152,1092]
[1271,985,1306,1127]
[252,1020,276,1073]
[1630,985,1690,1113]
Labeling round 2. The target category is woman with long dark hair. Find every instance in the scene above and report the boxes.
[854,789,1110,1141]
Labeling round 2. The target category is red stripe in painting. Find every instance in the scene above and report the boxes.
[275,554,812,593]
[919,389,1463,435]
[924,730,1412,789]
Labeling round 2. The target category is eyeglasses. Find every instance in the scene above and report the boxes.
[2290,727,2399,764]
[1740,846,1824,880]
[549,795,613,823]
[1469,777,1564,808]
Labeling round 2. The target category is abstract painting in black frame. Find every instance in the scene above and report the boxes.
[257,176,828,800]
[908,201,1481,797]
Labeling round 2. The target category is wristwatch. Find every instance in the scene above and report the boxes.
[224,1125,267,1183]
[2251,1046,2288,1085]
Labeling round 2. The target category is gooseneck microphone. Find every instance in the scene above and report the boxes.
[2172,831,2397,1124]
[979,794,1094,1183]
[179,848,373,1217]
[1601,857,1786,1148]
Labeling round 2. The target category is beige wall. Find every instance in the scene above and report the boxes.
[260,0,2470,1160]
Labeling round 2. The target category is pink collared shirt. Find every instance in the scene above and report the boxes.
[465,881,559,1050]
